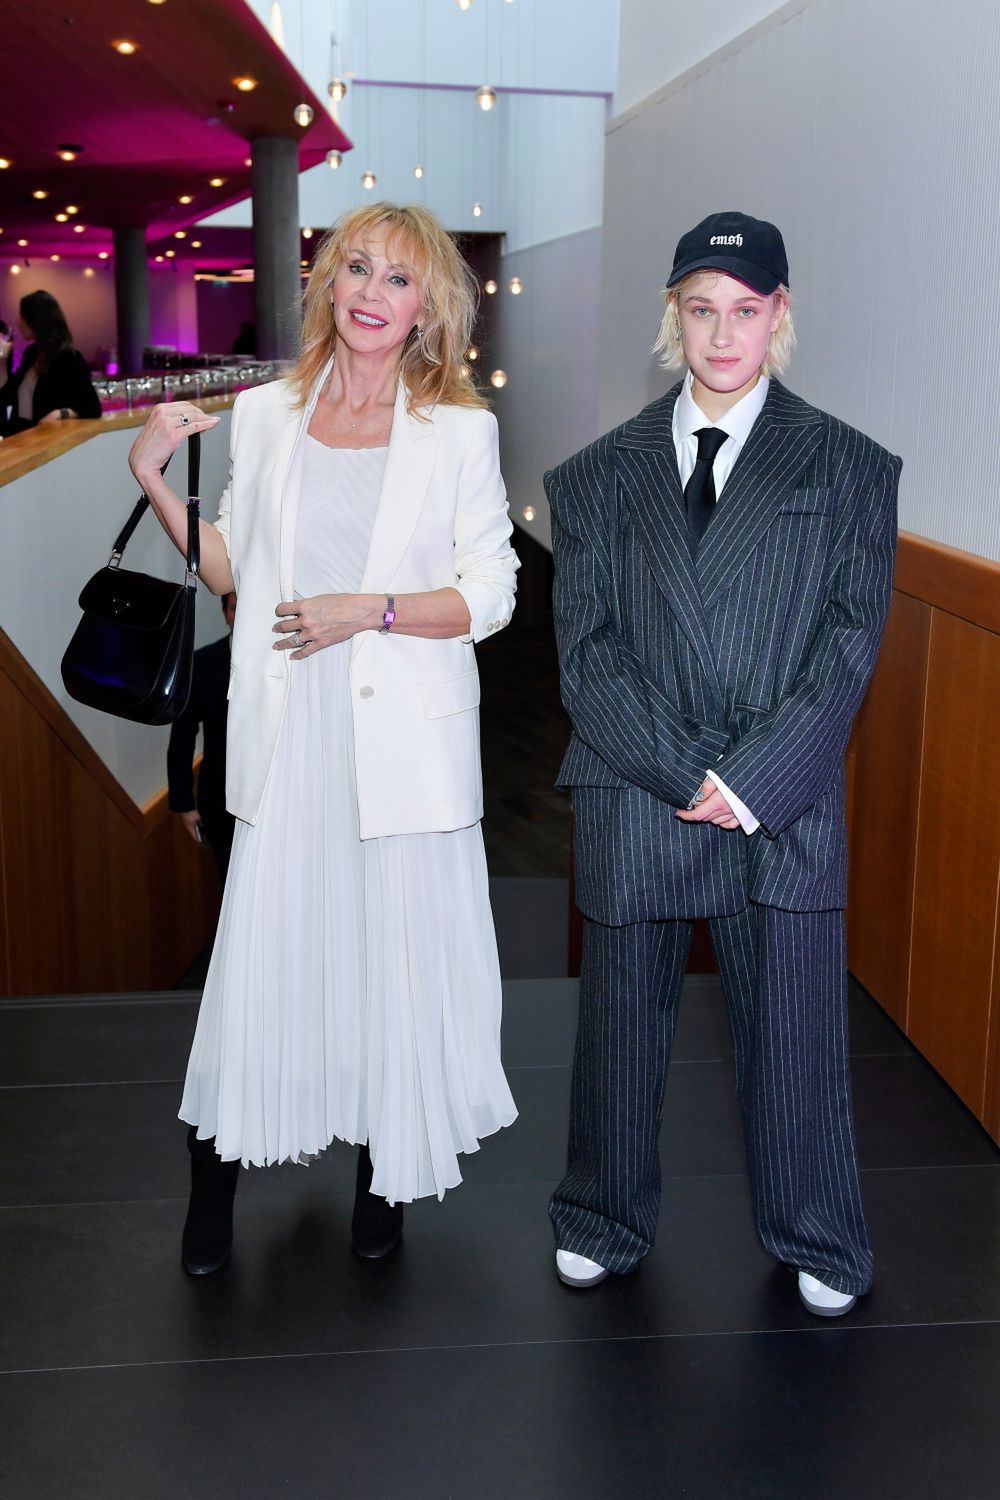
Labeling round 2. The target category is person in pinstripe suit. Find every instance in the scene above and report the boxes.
[547,212,902,1316]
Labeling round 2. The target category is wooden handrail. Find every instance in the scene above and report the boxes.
[895,530,1000,635]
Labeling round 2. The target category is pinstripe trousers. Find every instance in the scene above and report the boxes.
[549,906,873,1296]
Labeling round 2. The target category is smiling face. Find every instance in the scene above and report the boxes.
[330,238,424,360]
[677,272,787,409]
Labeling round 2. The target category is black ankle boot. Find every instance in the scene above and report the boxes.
[351,1143,403,1259]
[182,1127,240,1275]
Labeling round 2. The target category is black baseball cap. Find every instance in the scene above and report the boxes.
[666,212,789,294]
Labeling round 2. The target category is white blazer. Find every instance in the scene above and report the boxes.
[215,361,519,836]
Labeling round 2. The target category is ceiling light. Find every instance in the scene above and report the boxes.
[17,238,27,247]
[191,240,203,248]
[508,276,523,294]
[50,254,61,262]
[490,369,507,388]
[165,249,175,258]
[10,264,21,274]
[328,78,348,103]
[294,103,314,128]
[147,1,168,6]
[233,76,258,92]
[0,158,11,170]
[65,205,79,214]
[302,227,314,240]
[326,150,342,169]
[73,224,86,234]
[362,170,376,190]
[111,40,139,55]
[467,346,479,361]
[155,254,165,263]
[472,202,483,217]
[484,279,497,295]
[57,144,84,162]
[476,86,497,111]
[522,506,536,522]
[457,0,473,9]
[178,194,193,204]
[32,189,48,200]
[414,164,424,179]
[84,267,95,277]
[300,259,309,267]
[55,213,69,223]
[209,177,225,187]
[244,157,253,167]
[98,251,110,260]
[174,230,187,239]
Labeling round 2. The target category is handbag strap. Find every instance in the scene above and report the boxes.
[110,432,202,576]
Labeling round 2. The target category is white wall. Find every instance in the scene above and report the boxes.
[616,0,793,114]
[492,226,603,551]
[603,0,1000,562]
[0,413,233,806]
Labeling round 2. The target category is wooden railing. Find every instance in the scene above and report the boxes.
[0,628,220,997]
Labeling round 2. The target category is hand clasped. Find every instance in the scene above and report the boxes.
[675,777,740,831]
[273,594,376,660]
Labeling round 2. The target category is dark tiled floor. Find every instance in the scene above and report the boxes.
[1,907,999,1498]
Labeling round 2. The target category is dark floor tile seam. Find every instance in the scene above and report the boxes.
[5,1316,1000,1381]
[0,1079,186,1093]
[3,1161,997,1215]
[0,993,202,1011]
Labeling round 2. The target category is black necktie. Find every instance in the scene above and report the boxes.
[684,427,729,549]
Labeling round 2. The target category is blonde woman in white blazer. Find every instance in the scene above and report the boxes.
[129,203,520,1274]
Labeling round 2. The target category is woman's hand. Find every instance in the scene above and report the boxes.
[37,408,65,425]
[128,401,220,485]
[273,595,379,659]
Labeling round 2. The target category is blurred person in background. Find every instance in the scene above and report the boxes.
[167,592,238,883]
[0,290,101,435]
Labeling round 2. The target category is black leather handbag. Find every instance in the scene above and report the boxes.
[61,433,203,725]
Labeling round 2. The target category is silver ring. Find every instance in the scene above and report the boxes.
[179,415,191,427]
[293,630,305,648]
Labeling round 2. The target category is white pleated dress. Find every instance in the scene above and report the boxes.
[179,437,518,1203]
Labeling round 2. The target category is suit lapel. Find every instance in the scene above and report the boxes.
[357,381,438,596]
[695,381,824,609]
[614,388,725,708]
[276,354,334,607]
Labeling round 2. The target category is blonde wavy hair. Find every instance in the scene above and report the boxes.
[288,201,487,415]
[652,271,796,377]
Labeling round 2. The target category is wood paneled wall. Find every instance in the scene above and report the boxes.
[0,629,220,998]
[848,532,1000,1143]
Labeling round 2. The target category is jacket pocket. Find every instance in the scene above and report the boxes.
[777,486,835,516]
[419,669,481,719]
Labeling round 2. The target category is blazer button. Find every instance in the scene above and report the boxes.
[359,685,375,699]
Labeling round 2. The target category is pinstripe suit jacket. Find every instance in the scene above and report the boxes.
[546,378,901,922]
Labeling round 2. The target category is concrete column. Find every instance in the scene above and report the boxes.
[251,137,302,361]
[112,226,151,376]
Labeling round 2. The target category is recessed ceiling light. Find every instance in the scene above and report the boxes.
[155,255,164,262]
[174,230,187,239]
[178,194,193,204]
[32,189,49,200]
[0,158,11,170]
[244,157,253,167]
[10,264,21,274]
[98,251,110,260]
[73,224,86,234]
[50,253,61,262]
[209,177,225,187]
[111,40,139,55]
[17,238,27,247]
[84,267,95,277]
[233,76,257,92]
[65,205,79,214]
[165,249,175,258]
[57,144,84,162]
[55,213,69,222]
[191,240,203,248]
[302,227,313,240]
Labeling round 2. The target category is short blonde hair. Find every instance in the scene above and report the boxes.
[288,201,487,414]
[652,271,796,377]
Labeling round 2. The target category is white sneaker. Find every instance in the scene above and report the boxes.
[556,1248,609,1288]
[798,1270,858,1317]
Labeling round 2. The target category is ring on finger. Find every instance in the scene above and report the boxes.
[179,414,191,427]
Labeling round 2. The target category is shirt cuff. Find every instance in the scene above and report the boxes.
[706,771,760,835]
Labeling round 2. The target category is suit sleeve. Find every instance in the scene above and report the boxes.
[548,466,729,807]
[713,449,901,836]
[452,410,520,644]
[166,685,200,813]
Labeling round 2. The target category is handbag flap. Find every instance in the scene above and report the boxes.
[79,566,192,630]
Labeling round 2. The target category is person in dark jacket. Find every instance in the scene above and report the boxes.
[167,592,237,882]
[0,290,102,435]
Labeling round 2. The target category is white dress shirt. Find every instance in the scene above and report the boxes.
[672,370,768,835]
